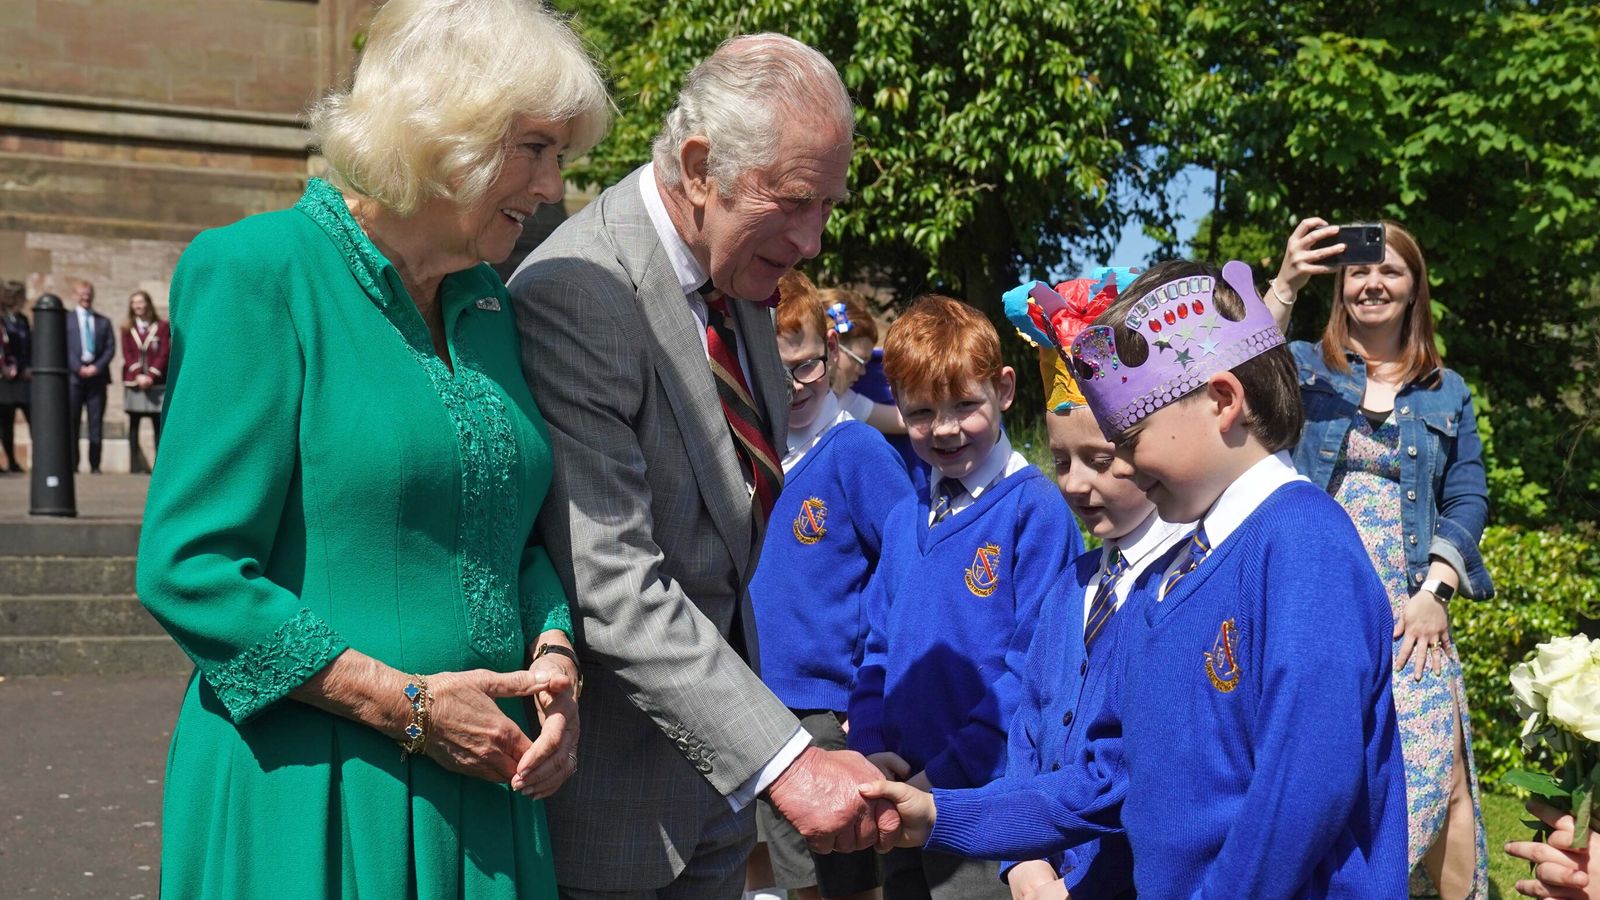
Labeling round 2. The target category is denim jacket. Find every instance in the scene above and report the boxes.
[1290,341,1494,600]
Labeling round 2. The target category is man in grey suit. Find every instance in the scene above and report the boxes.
[509,33,896,900]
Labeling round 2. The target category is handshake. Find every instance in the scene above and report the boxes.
[765,746,939,854]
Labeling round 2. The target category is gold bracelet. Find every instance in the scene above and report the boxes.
[1269,280,1297,307]
[398,675,431,759]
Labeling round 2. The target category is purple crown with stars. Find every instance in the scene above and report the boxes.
[1068,260,1285,438]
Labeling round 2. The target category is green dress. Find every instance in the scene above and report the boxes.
[137,179,571,899]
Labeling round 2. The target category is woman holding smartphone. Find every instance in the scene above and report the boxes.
[1268,217,1493,898]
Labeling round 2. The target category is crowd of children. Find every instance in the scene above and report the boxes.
[745,261,1414,900]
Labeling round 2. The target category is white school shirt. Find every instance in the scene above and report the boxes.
[783,390,851,474]
[1155,451,1309,601]
[927,430,1031,526]
[1083,514,1189,626]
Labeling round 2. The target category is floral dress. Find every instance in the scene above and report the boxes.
[1329,413,1489,898]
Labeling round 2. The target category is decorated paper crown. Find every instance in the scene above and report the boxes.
[825,301,854,334]
[1003,266,1142,412]
[1068,260,1284,438]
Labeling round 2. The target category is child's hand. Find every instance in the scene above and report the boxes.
[1007,860,1058,900]
[906,769,932,792]
[1021,878,1069,900]
[857,779,935,851]
[867,751,911,781]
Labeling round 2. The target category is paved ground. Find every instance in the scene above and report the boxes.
[0,471,149,523]
[0,673,185,898]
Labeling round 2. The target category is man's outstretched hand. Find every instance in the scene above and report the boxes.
[766,746,903,853]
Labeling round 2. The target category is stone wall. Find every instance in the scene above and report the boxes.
[0,0,379,473]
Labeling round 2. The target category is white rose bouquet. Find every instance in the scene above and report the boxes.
[1509,633,1600,847]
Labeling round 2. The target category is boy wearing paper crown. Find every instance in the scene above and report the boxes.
[999,267,1188,900]
[848,295,1082,900]
[860,261,1409,899]
[747,270,909,900]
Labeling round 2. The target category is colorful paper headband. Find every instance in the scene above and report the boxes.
[1003,266,1142,412]
[826,301,854,334]
[1068,260,1285,438]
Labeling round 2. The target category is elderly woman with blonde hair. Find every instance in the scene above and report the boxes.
[135,1,610,896]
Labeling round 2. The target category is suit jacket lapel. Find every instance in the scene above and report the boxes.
[608,168,755,572]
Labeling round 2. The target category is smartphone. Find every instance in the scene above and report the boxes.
[1311,222,1386,267]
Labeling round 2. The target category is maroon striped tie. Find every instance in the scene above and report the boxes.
[703,290,783,523]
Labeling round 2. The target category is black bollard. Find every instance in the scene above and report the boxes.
[29,293,75,517]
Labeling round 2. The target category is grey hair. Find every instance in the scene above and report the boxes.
[652,33,852,193]
[309,0,611,217]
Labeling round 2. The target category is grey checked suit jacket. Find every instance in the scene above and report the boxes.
[508,165,803,891]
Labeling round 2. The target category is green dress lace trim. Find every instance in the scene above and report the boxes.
[207,607,347,722]
[295,179,523,661]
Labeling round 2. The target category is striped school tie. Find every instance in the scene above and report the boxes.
[930,477,966,526]
[1160,525,1212,598]
[1083,549,1128,651]
[702,290,782,523]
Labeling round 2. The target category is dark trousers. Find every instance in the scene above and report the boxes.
[128,413,161,473]
[69,379,106,471]
[0,402,28,468]
[882,847,1009,900]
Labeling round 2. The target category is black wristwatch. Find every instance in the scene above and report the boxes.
[1419,578,1456,604]
[534,643,584,699]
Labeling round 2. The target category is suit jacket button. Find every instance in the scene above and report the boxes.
[1062,711,1074,727]
[697,760,713,774]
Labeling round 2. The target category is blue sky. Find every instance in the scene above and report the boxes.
[1105,165,1211,267]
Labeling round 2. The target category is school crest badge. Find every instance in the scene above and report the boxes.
[965,543,1002,597]
[1204,618,1241,693]
[792,497,828,545]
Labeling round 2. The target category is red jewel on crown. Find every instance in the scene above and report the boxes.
[1193,299,1206,314]
[1177,303,1190,319]
[1164,310,1177,325]
[1148,318,1162,333]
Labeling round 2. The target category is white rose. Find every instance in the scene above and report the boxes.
[1512,659,1546,719]
[1532,635,1596,696]
[1547,668,1600,743]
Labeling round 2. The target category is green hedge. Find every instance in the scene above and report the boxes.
[1458,523,1600,787]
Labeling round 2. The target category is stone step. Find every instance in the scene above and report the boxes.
[1,520,142,557]
[0,556,137,595]
[0,594,164,637]
[0,635,191,676]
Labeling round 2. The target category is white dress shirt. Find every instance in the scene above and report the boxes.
[1082,513,1189,625]
[1156,450,1309,600]
[783,390,851,474]
[839,388,878,422]
[927,430,1030,525]
[638,162,809,812]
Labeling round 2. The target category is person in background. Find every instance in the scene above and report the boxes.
[1268,217,1494,897]
[134,1,609,895]
[0,280,28,473]
[744,270,906,900]
[120,289,169,474]
[65,279,114,474]
[819,286,924,489]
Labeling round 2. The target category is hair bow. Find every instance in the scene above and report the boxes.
[826,301,854,334]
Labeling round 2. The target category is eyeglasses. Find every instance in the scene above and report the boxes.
[786,356,828,386]
[838,344,869,367]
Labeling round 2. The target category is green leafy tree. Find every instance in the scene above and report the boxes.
[557,0,1213,409]
[1185,0,1600,523]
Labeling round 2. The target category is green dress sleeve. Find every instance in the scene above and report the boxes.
[519,543,573,644]
[136,224,348,723]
